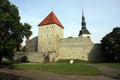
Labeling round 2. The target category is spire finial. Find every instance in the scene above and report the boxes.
[50,0,54,12]
[51,7,54,12]
[82,9,84,17]
[81,9,85,26]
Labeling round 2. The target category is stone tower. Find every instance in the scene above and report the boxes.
[38,11,64,62]
[78,11,90,38]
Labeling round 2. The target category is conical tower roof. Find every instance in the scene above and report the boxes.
[38,11,64,29]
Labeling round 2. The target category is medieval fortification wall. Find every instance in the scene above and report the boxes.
[56,37,104,62]
[14,36,104,63]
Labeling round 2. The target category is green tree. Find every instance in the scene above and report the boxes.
[0,0,32,63]
[101,27,120,62]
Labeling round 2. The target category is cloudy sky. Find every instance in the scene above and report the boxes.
[10,0,120,43]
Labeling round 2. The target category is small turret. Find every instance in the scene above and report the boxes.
[26,37,30,44]
[78,10,90,38]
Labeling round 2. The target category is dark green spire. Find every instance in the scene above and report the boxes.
[78,10,90,36]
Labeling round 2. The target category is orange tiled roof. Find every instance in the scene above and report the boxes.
[38,11,64,29]
[26,37,30,43]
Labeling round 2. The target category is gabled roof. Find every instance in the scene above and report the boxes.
[38,11,64,29]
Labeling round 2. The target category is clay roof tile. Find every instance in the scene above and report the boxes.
[38,11,64,29]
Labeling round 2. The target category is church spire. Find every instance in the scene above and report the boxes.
[81,10,86,28]
[78,10,90,37]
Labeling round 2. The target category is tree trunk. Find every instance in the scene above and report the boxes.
[0,56,2,64]
[17,44,20,52]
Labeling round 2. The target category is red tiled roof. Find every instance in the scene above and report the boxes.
[26,37,30,43]
[38,11,64,29]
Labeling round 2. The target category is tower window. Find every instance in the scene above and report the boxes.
[52,26,53,28]
[82,56,84,58]
[57,34,59,37]
[87,36,90,38]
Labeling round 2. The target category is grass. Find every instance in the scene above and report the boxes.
[56,59,89,63]
[14,63,101,75]
[102,63,120,69]
[1,61,119,76]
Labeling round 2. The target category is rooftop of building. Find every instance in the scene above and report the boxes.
[38,11,64,29]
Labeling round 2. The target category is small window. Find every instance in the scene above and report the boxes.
[52,26,53,28]
[87,36,90,38]
[49,42,51,44]
[47,35,48,37]
[82,56,84,58]
[52,34,53,36]
[57,34,59,37]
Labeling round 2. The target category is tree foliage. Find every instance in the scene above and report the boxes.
[101,27,120,62]
[0,0,32,63]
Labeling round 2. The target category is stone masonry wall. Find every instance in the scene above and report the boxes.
[56,37,104,62]
[88,44,105,62]
[56,37,94,61]
[14,52,43,63]
[25,37,38,52]
[17,36,104,63]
